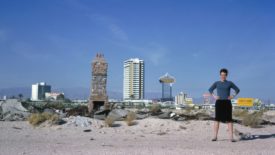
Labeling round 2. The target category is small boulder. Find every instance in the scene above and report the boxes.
[158,111,172,119]
[75,116,91,127]
[136,113,149,120]
[107,109,129,121]
[0,99,30,121]
[170,112,176,118]
[93,109,110,120]
[43,108,55,114]
[177,117,187,121]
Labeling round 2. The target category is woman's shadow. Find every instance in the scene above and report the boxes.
[239,133,275,141]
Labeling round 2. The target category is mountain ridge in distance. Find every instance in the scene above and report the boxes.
[0,87,273,104]
[0,87,161,100]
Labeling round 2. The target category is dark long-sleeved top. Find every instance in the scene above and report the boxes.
[208,80,240,100]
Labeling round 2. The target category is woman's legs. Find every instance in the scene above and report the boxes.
[227,122,234,140]
[214,121,235,142]
[227,100,235,141]
[213,121,220,139]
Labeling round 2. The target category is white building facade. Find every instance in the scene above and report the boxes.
[175,92,194,108]
[175,92,187,105]
[123,58,144,100]
[31,82,51,101]
[45,92,64,100]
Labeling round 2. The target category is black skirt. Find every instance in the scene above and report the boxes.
[215,99,232,123]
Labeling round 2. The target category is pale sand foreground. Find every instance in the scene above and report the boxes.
[0,118,274,155]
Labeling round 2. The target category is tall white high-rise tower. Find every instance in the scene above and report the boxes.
[123,58,144,100]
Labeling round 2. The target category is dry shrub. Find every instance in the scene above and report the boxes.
[242,111,264,128]
[66,106,89,117]
[233,109,264,128]
[28,112,59,126]
[150,104,161,114]
[125,111,136,126]
[104,103,111,110]
[184,107,193,114]
[178,107,194,116]
[105,116,115,127]
[233,109,249,118]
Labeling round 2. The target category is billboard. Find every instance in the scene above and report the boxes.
[237,98,254,107]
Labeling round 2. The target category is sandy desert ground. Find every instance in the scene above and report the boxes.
[0,118,275,155]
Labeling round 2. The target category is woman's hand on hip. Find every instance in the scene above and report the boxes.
[213,95,220,100]
[228,96,234,100]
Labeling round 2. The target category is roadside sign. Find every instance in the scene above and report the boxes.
[237,98,254,107]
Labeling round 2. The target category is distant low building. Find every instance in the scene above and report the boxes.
[203,93,215,104]
[175,92,194,108]
[31,82,51,101]
[175,92,187,105]
[45,92,64,101]
[185,97,193,105]
[116,99,153,108]
[71,99,88,103]
[266,104,275,110]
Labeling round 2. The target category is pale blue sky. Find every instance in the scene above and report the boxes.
[0,0,275,100]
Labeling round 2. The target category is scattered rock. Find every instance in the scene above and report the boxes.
[107,109,129,121]
[170,112,176,118]
[179,125,187,130]
[94,114,106,120]
[83,129,92,132]
[179,110,213,121]
[53,118,66,125]
[2,112,26,121]
[53,126,62,130]
[136,109,150,115]
[101,143,113,147]
[238,132,254,140]
[99,106,105,111]
[95,109,111,115]
[234,129,243,140]
[0,99,30,121]
[136,113,149,120]
[158,111,172,119]
[12,126,22,130]
[262,112,275,124]
[151,111,163,116]
[66,106,89,117]
[66,116,92,127]
[93,109,110,120]
[97,124,104,129]
[43,108,55,114]
[176,116,187,121]
[75,116,91,127]
[157,132,167,135]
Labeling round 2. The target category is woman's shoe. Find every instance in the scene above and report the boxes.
[231,139,236,142]
[211,138,217,141]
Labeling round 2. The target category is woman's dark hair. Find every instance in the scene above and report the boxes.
[220,68,228,75]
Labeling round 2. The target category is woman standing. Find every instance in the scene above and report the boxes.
[209,68,240,142]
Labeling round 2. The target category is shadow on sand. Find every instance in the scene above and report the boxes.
[240,133,275,141]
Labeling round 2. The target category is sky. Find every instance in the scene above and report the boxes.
[0,0,275,100]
